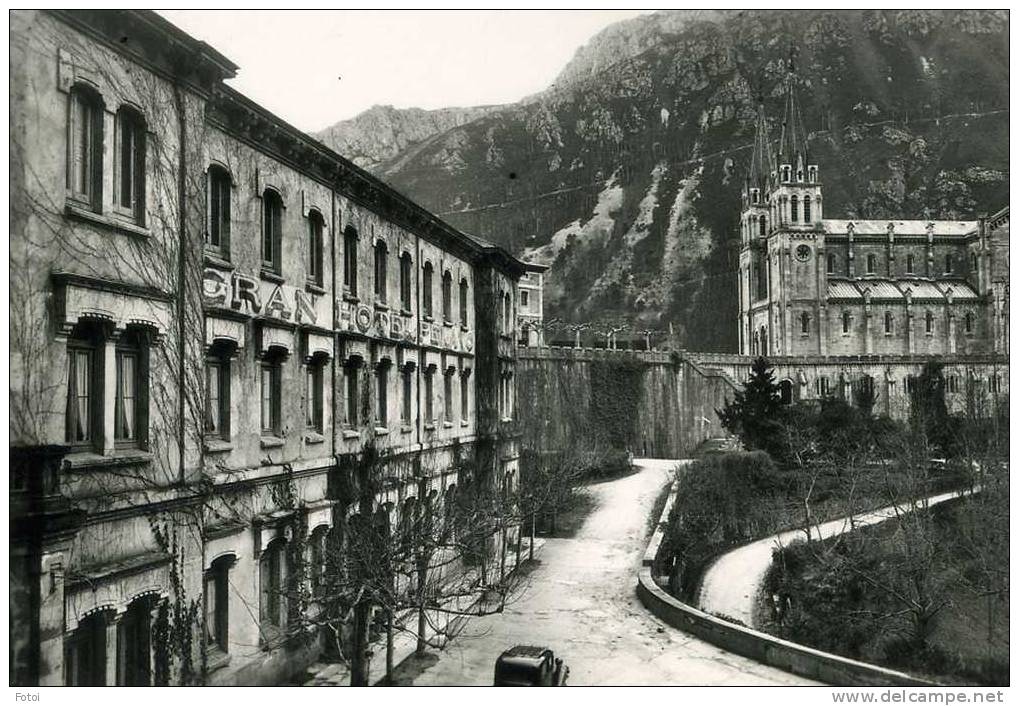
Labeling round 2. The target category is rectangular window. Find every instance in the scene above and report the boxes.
[68,88,101,210]
[66,345,96,446]
[521,290,529,308]
[343,229,358,296]
[308,215,323,286]
[205,559,230,653]
[423,265,433,318]
[460,373,469,422]
[260,361,281,435]
[116,110,145,222]
[346,365,359,427]
[309,528,328,598]
[374,244,388,302]
[262,192,283,274]
[376,365,388,426]
[400,255,412,311]
[206,358,230,439]
[115,348,140,445]
[206,167,231,255]
[259,542,286,631]
[401,369,412,424]
[425,370,434,422]
[306,363,323,432]
[444,372,453,422]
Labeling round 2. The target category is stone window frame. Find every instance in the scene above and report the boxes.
[343,226,359,298]
[205,163,233,259]
[66,82,105,213]
[113,104,147,226]
[261,187,285,277]
[374,239,389,304]
[307,209,325,288]
[204,554,236,659]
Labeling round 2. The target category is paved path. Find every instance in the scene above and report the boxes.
[400,459,811,685]
[697,489,970,628]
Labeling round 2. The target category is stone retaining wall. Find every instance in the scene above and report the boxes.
[636,482,936,687]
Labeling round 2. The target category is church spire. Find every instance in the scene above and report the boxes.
[747,93,775,195]
[776,50,809,171]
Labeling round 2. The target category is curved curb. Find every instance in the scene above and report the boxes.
[636,481,936,687]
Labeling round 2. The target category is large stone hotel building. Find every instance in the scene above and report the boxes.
[11,10,525,686]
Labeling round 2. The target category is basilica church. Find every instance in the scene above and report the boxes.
[737,70,1009,361]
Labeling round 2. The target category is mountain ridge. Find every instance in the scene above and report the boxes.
[316,10,1009,352]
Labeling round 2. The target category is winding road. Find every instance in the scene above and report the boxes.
[399,459,811,685]
[697,489,970,628]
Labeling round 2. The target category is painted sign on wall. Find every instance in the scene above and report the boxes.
[203,269,321,325]
[336,300,416,343]
[334,300,473,352]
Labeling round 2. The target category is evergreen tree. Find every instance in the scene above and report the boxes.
[910,361,952,456]
[717,357,785,458]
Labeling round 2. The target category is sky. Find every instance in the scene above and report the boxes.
[159,10,650,133]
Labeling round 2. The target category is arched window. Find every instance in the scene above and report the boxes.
[758,214,766,236]
[970,252,978,274]
[964,312,974,334]
[827,253,836,274]
[803,195,811,223]
[118,596,157,685]
[68,84,104,211]
[752,331,759,355]
[925,311,934,334]
[945,253,954,274]
[115,106,146,223]
[459,278,469,325]
[422,262,434,317]
[308,210,324,287]
[842,311,851,334]
[262,189,283,274]
[759,325,768,356]
[65,610,110,685]
[790,195,799,222]
[782,165,791,182]
[205,554,235,654]
[779,379,793,404]
[884,311,893,334]
[867,254,876,274]
[308,527,329,598]
[906,254,915,274]
[441,271,453,321]
[808,166,817,182]
[259,538,288,636]
[399,253,412,310]
[374,240,388,302]
[343,227,358,296]
[206,165,231,257]
[800,312,810,335]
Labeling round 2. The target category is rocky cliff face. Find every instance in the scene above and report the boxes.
[317,10,1009,352]
[315,104,501,171]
